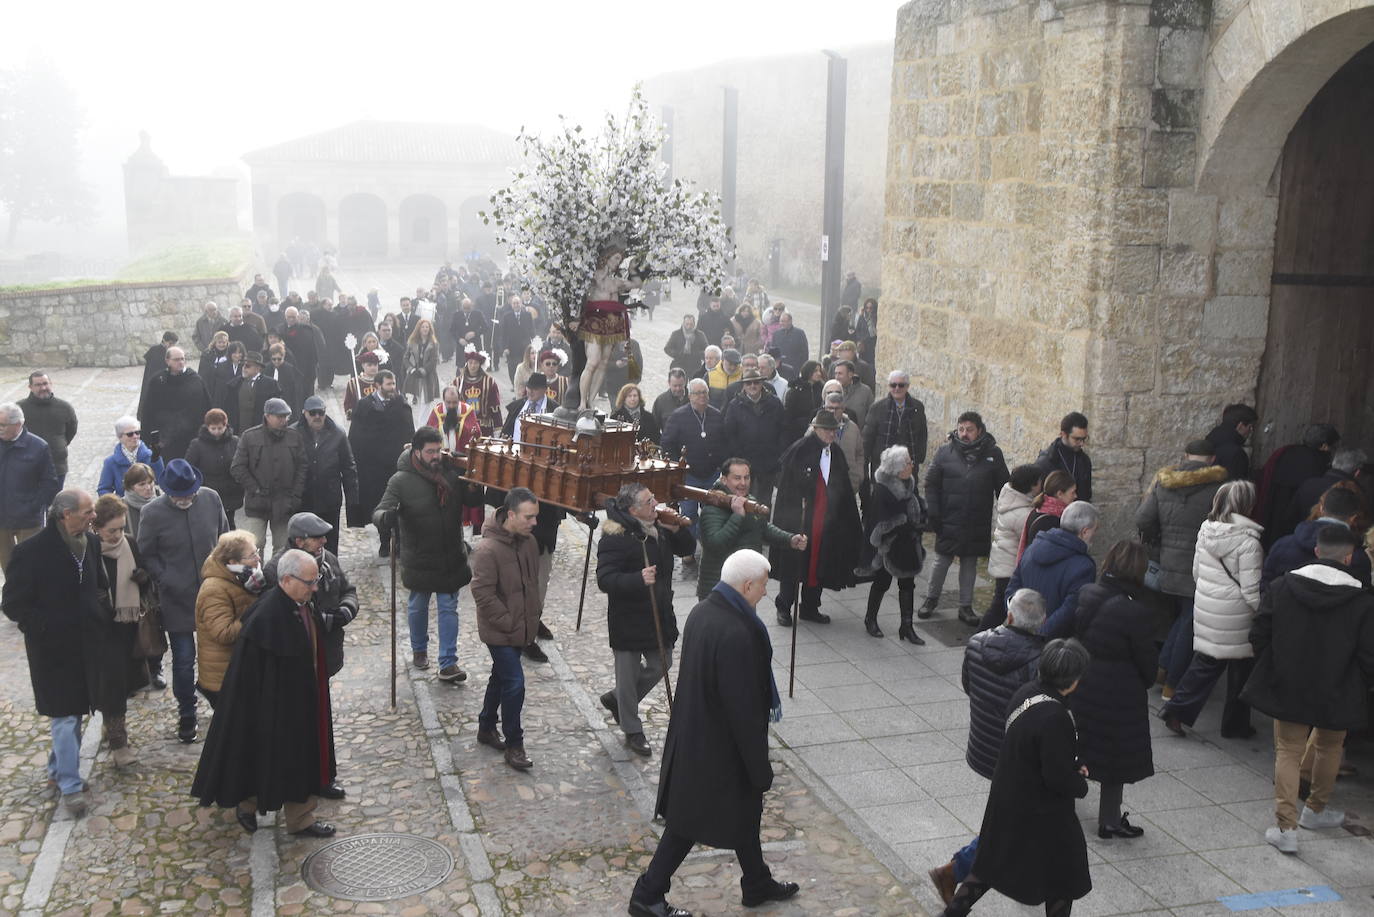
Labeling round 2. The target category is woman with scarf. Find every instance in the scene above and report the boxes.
[98,415,165,497]
[121,463,160,541]
[730,303,762,356]
[610,383,660,445]
[93,494,153,767]
[664,314,708,372]
[199,330,233,398]
[1016,470,1078,565]
[194,530,265,709]
[403,319,441,405]
[859,446,928,642]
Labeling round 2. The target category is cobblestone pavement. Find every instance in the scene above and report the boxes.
[4,268,1372,916]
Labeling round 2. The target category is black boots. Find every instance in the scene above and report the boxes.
[864,590,884,638]
[898,589,925,645]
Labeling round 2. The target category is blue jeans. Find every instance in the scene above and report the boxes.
[478,645,525,747]
[679,472,714,540]
[952,835,980,883]
[407,590,460,669]
[1158,597,1194,688]
[168,631,197,719]
[48,716,83,794]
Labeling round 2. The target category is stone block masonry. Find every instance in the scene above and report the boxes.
[0,274,250,369]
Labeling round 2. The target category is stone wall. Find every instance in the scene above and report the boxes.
[880,0,1374,539]
[0,275,250,369]
[642,43,893,290]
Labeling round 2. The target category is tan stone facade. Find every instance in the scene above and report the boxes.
[882,0,1374,534]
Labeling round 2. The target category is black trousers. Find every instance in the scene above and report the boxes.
[634,825,771,903]
[774,580,822,616]
[1162,652,1253,733]
[943,878,1073,917]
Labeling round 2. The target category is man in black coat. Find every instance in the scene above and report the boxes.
[1286,447,1366,532]
[295,396,358,555]
[862,369,928,475]
[1256,423,1339,545]
[346,371,414,558]
[768,312,810,374]
[1205,402,1257,483]
[770,411,861,626]
[281,307,319,393]
[1035,411,1092,503]
[141,331,179,398]
[1242,526,1374,853]
[651,370,690,432]
[1,490,105,818]
[192,549,338,838]
[721,371,786,504]
[659,379,727,553]
[450,297,490,362]
[595,484,696,757]
[222,307,263,355]
[16,371,78,486]
[494,294,534,384]
[222,352,282,435]
[138,347,211,460]
[696,298,731,348]
[629,549,798,917]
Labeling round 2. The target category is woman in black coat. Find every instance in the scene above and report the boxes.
[782,361,825,444]
[346,382,415,556]
[1067,540,1156,839]
[770,412,862,624]
[184,411,243,525]
[922,412,1010,624]
[859,445,927,642]
[609,384,661,444]
[949,639,1092,917]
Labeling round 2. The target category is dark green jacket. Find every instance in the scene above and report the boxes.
[373,447,483,594]
[697,479,796,598]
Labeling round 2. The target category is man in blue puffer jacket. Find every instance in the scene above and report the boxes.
[0,401,60,571]
[1008,501,1100,638]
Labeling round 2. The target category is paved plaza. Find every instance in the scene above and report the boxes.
[0,269,1370,916]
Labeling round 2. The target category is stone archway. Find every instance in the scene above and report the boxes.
[277,192,326,247]
[338,193,388,260]
[398,194,448,260]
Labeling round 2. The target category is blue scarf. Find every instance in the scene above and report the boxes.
[712,582,783,722]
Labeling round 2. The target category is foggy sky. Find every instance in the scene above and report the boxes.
[7,0,901,176]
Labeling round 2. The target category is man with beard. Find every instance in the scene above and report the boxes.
[457,349,503,435]
[374,427,482,682]
[138,347,211,460]
[770,411,862,626]
[18,371,78,487]
[295,396,357,556]
[425,385,481,454]
[347,370,414,559]
[262,513,355,801]
[281,307,319,392]
[192,549,339,838]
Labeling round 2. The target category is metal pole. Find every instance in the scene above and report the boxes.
[788,583,799,699]
[389,533,398,710]
[819,50,848,360]
[641,539,674,711]
[575,515,596,631]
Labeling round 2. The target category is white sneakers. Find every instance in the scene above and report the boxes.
[1267,806,1346,854]
[1265,826,1297,853]
[1298,806,1346,830]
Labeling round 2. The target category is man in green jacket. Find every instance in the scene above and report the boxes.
[373,426,482,683]
[698,457,806,598]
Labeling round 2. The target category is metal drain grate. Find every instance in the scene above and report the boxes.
[301,833,454,901]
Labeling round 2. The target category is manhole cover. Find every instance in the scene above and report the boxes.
[301,833,454,901]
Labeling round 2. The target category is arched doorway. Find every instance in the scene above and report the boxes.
[277,192,325,247]
[399,194,448,260]
[458,195,498,261]
[1254,41,1374,454]
[339,193,387,260]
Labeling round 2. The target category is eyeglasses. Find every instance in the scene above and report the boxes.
[122,430,142,437]
[889,382,908,389]
[286,573,322,586]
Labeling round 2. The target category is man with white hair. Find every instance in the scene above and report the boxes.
[660,377,727,554]
[194,301,223,352]
[629,549,799,916]
[1010,501,1100,638]
[862,369,928,477]
[193,548,340,838]
[0,402,60,569]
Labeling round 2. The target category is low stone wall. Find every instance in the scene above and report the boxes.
[0,274,251,368]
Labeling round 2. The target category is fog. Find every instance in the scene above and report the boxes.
[2,0,900,258]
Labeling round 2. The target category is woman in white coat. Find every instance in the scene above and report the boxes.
[980,464,1042,628]
[1160,480,1263,738]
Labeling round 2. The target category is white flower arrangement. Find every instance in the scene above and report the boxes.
[483,86,733,328]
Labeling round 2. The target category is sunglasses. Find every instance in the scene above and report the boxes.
[889,382,908,389]
[122,430,142,437]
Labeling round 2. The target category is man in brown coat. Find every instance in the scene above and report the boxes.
[471,487,541,770]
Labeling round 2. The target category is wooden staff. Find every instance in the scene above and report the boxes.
[575,514,596,632]
[389,524,398,710]
[788,579,799,698]
[640,538,674,711]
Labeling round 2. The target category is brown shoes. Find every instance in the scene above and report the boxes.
[477,728,507,751]
[928,861,956,905]
[413,652,429,670]
[504,745,532,770]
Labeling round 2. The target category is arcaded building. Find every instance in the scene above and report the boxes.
[881,0,1374,532]
[244,121,518,262]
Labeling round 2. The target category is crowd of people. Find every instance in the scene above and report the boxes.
[3,259,1373,917]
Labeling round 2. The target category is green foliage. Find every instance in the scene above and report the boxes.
[0,237,254,292]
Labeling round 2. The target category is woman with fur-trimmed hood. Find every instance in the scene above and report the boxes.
[859,446,928,642]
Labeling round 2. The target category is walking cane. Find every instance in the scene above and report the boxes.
[788,579,799,698]
[389,524,398,710]
[575,514,596,632]
[640,539,674,712]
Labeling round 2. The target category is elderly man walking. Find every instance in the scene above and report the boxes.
[0,401,60,571]
[2,490,103,817]
[628,549,799,917]
[138,459,229,743]
[231,398,307,556]
[192,548,339,838]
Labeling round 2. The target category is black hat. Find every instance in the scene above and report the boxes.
[287,512,334,539]
[526,372,549,390]
[244,351,264,366]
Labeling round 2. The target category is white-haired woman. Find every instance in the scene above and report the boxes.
[859,446,927,642]
[97,416,164,497]
[1160,480,1263,738]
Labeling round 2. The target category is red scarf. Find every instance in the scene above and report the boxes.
[1016,495,1068,562]
[410,450,452,507]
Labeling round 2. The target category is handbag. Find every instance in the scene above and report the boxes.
[133,580,167,657]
